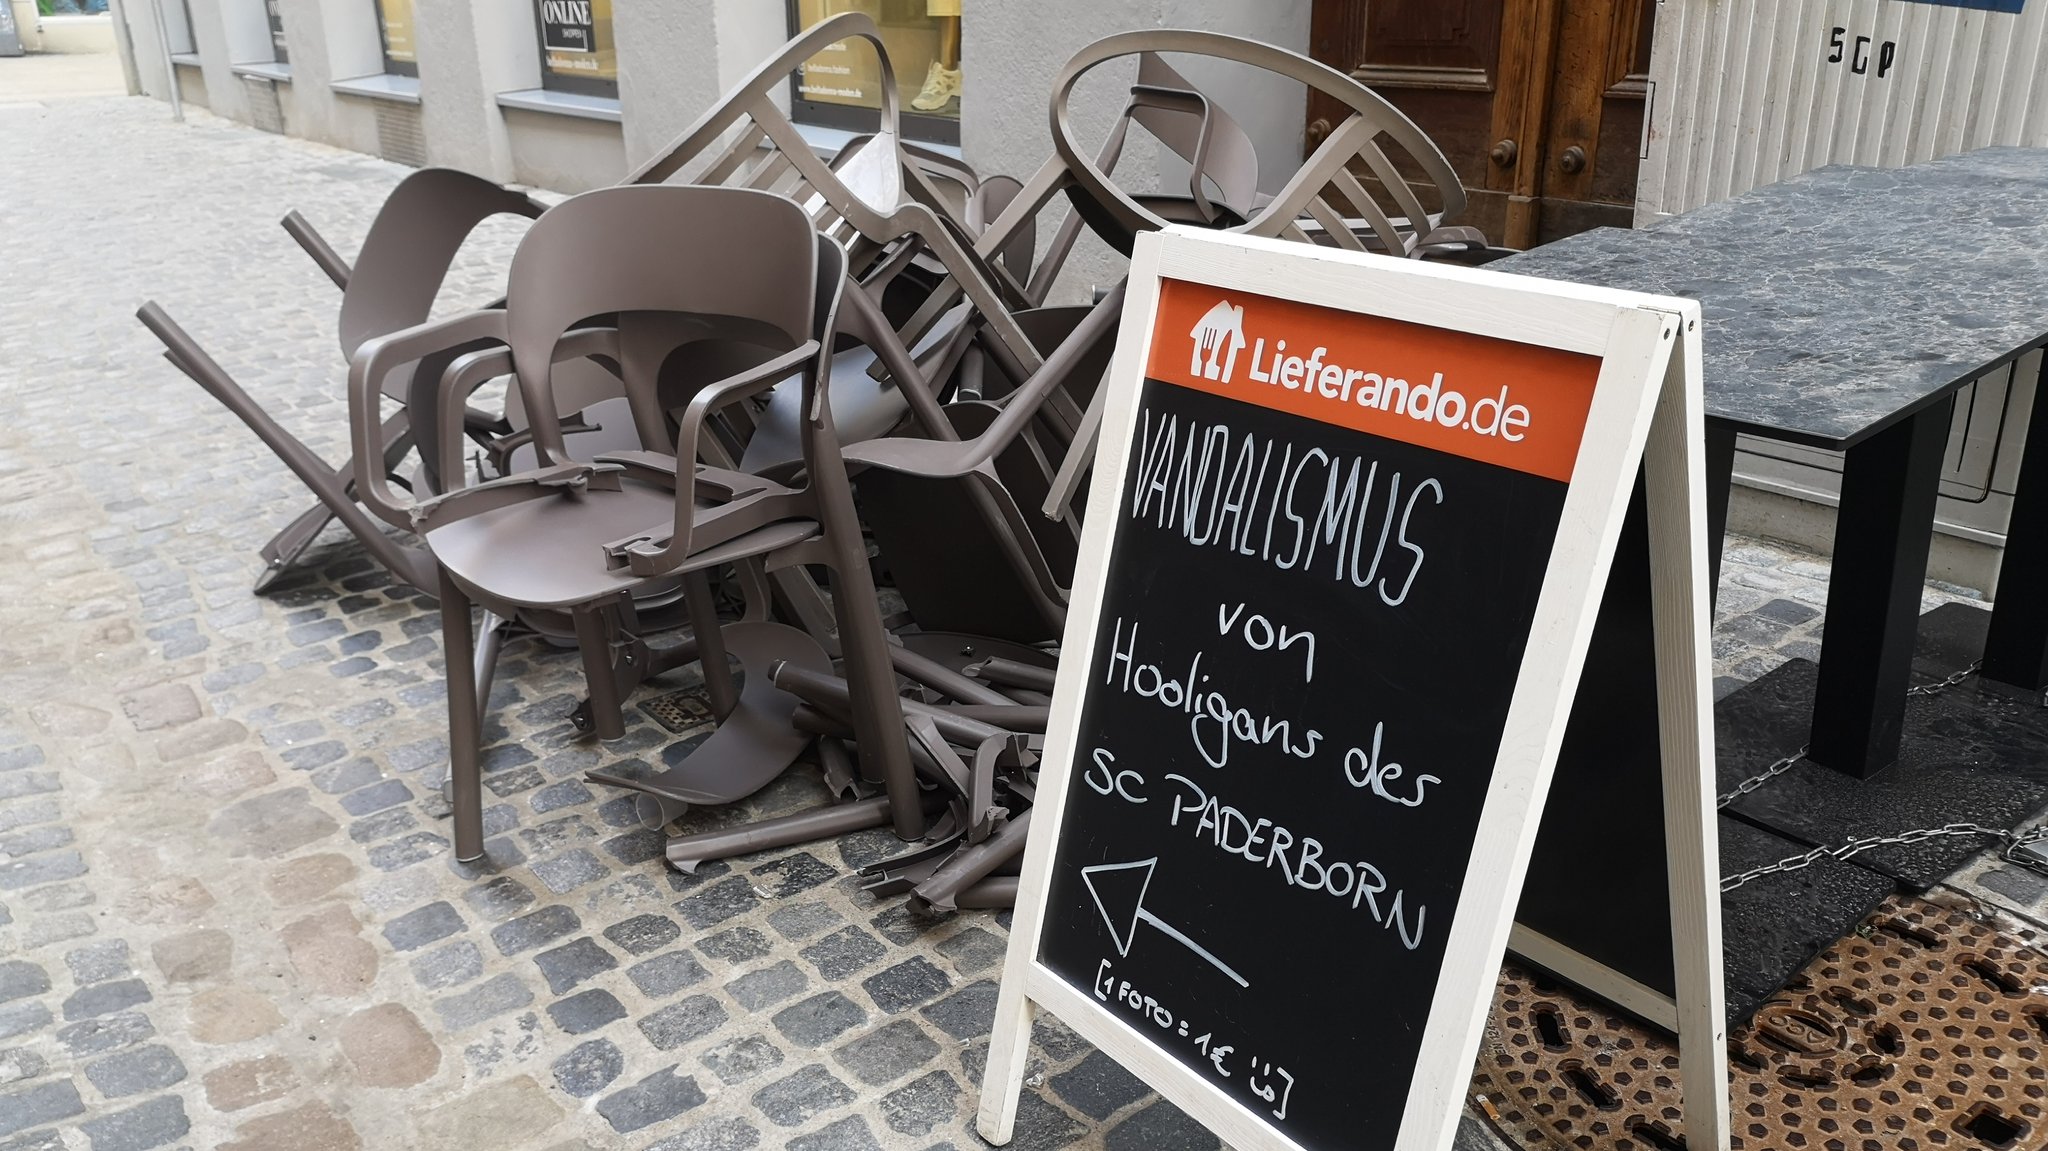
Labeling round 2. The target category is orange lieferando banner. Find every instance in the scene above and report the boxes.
[1147,277,1601,484]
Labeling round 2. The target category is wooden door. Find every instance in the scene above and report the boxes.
[1308,0,1655,249]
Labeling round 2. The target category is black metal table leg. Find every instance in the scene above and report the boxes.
[1982,349,2048,690]
[1705,421,1738,610]
[1809,399,1955,777]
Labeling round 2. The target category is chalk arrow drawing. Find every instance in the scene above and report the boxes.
[1081,857,1249,988]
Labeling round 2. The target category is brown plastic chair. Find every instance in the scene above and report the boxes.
[138,167,546,592]
[344,184,917,861]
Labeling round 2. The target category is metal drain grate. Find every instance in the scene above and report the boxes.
[1473,896,2048,1151]
[638,688,717,735]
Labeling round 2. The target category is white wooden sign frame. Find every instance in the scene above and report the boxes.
[977,226,1730,1151]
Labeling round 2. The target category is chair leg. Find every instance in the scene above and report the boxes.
[438,570,486,862]
[684,571,739,720]
[571,606,630,741]
[474,610,511,737]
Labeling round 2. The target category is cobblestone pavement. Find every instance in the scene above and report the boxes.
[1,95,2044,1151]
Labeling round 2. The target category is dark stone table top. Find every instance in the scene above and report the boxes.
[1493,147,2048,449]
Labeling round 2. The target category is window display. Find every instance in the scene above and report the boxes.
[790,0,961,144]
[375,0,415,77]
[535,0,618,98]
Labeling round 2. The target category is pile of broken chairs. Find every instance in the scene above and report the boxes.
[137,14,1507,917]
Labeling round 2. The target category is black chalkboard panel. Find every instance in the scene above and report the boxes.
[1035,374,1573,1150]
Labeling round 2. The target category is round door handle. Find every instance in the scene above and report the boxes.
[1307,118,1332,148]
[1490,139,1518,168]
[1559,145,1587,175]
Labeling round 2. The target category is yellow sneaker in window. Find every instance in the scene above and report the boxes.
[911,62,961,111]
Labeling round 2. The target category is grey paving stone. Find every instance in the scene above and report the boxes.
[638,995,728,1051]
[773,991,867,1049]
[490,905,580,955]
[63,941,133,986]
[382,901,464,951]
[409,939,484,991]
[603,913,680,956]
[753,1063,857,1128]
[1048,1050,1149,1121]
[54,1011,153,1056]
[552,1037,625,1098]
[531,849,609,895]
[676,876,760,930]
[1977,865,2048,905]
[0,826,72,858]
[61,979,150,1021]
[0,851,87,892]
[639,1115,762,1151]
[750,852,839,898]
[862,956,952,1014]
[596,1066,707,1134]
[434,972,534,1031]
[0,1080,83,1139]
[1003,1090,1089,1151]
[767,902,843,942]
[0,962,49,1004]
[463,875,537,922]
[868,903,943,945]
[833,1018,942,1087]
[530,779,594,814]
[788,1115,882,1151]
[880,1070,961,1136]
[0,773,60,803]
[366,830,448,871]
[77,1093,188,1151]
[532,937,618,994]
[341,777,412,816]
[626,951,712,999]
[82,1045,187,1099]
[348,807,417,844]
[1103,1098,1220,1151]
[801,926,887,980]
[698,1033,785,1086]
[600,828,666,866]
[546,988,626,1035]
[919,979,999,1041]
[935,926,1006,975]
[727,960,809,1011]
[0,1047,47,1085]
[310,757,382,794]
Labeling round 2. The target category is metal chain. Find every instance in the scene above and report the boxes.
[1904,660,1981,698]
[1713,663,1982,814]
[1723,821,2048,892]
[1716,745,1809,810]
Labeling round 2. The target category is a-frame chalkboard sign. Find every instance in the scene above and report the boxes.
[978,227,1729,1151]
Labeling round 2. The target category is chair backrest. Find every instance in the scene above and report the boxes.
[1048,30,1467,258]
[501,185,819,468]
[338,166,543,361]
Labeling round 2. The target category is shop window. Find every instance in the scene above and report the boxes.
[788,0,960,145]
[534,0,617,98]
[375,0,416,77]
[265,0,286,63]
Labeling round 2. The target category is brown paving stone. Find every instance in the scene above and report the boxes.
[120,682,203,731]
[202,1054,300,1112]
[180,748,275,799]
[218,1100,362,1151]
[265,853,356,906]
[188,985,285,1044]
[280,904,378,996]
[112,876,217,926]
[210,787,340,858]
[28,700,109,736]
[338,1003,441,1088]
[415,1074,563,1144]
[150,927,233,983]
[155,717,248,761]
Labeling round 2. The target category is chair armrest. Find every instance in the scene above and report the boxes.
[348,309,508,529]
[412,461,620,533]
[613,340,820,577]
